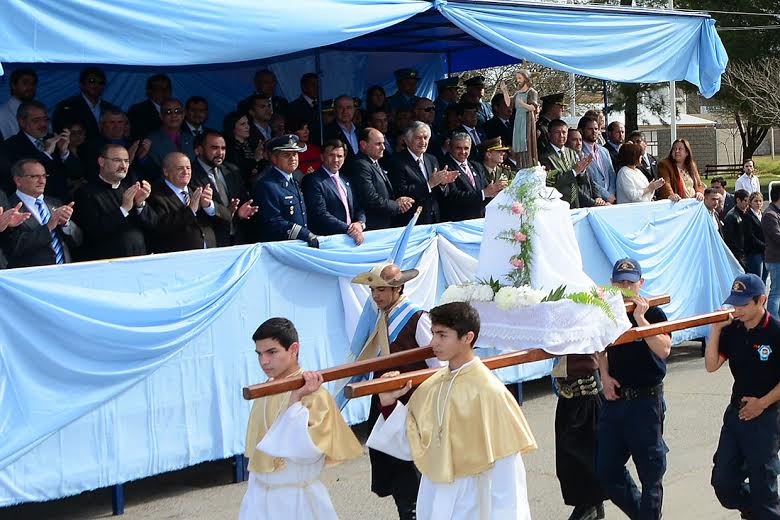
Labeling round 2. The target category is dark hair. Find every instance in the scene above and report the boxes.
[607,121,623,133]
[286,114,309,133]
[711,176,727,187]
[11,158,43,178]
[627,130,645,143]
[667,138,698,179]
[322,139,347,153]
[617,142,641,168]
[771,183,780,203]
[704,187,718,197]
[734,189,750,202]
[457,102,478,116]
[366,85,387,111]
[429,302,480,347]
[577,115,598,130]
[490,92,506,110]
[249,94,271,107]
[567,128,581,136]
[146,74,171,91]
[358,127,375,143]
[548,119,569,133]
[79,66,106,84]
[9,68,37,94]
[193,130,224,149]
[252,317,299,349]
[254,69,274,81]
[16,100,47,120]
[185,96,208,109]
[300,72,318,87]
[222,111,245,139]
[99,143,127,158]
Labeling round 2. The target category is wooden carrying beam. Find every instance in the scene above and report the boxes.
[242,294,671,400]
[344,309,732,399]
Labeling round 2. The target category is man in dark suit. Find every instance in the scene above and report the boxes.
[324,95,359,161]
[537,93,565,156]
[253,134,318,246]
[5,158,82,267]
[287,73,321,144]
[302,139,365,243]
[182,96,211,138]
[142,98,195,181]
[627,131,658,183]
[442,132,506,221]
[456,103,486,160]
[239,69,288,116]
[605,121,624,171]
[540,120,602,209]
[190,131,257,246]
[73,144,156,260]
[483,93,513,147]
[711,176,736,220]
[413,97,446,164]
[348,128,414,231]
[366,110,394,169]
[52,67,118,140]
[248,95,274,148]
[128,74,172,141]
[2,101,83,200]
[146,152,224,253]
[388,121,458,226]
[81,108,148,182]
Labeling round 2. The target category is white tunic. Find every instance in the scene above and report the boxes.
[238,402,338,520]
[366,402,532,520]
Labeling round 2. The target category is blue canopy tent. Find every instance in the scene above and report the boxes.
[0,0,728,131]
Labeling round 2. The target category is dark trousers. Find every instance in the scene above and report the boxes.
[596,396,668,520]
[711,403,780,520]
[556,394,606,507]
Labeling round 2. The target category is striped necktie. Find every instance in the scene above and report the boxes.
[35,199,65,264]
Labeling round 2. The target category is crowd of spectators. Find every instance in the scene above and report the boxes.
[0,65,771,271]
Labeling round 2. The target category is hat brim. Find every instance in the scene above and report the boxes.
[272,144,308,153]
[723,294,755,306]
[611,273,640,283]
[351,268,419,288]
[487,146,510,152]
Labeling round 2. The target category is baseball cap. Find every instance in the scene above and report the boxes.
[724,274,766,306]
[611,258,642,283]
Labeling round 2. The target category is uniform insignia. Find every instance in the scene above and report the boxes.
[732,280,747,292]
[284,195,293,199]
[290,206,294,215]
[284,182,288,188]
[758,345,772,361]
[618,260,635,271]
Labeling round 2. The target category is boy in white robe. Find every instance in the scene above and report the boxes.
[367,301,538,520]
[239,317,363,520]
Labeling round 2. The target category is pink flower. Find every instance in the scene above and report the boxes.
[511,258,525,269]
[511,202,525,215]
[596,286,606,300]
[514,231,527,242]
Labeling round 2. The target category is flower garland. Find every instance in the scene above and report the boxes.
[496,179,539,286]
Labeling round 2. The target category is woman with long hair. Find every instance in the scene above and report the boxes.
[745,191,767,282]
[223,111,266,189]
[365,85,387,113]
[616,142,665,203]
[287,115,321,175]
[656,138,705,202]
[501,69,538,168]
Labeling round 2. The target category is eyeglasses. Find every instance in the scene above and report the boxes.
[86,78,106,85]
[22,174,49,180]
[163,108,184,115]
[102,157,131,164]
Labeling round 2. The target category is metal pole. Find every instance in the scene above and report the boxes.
[570,72,576,117]
[669,0,677,143]
[603,80,609,129]
[315,50,324,146]
[772,127,775,160]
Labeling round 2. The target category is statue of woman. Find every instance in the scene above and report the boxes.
[502,69,538,168]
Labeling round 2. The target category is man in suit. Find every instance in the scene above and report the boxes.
[605,121,624,171]
[325,95,360,161]
[287,73,321,144]
[183,96,210,138]
[142,98,195,181]
[52,67,118,140]
[456,102,486,160]
[5,158,82,267]
[579,115,616,203]
[128,74,172,141]
[73,144,155,260]
[387,68,420,114]
[711,176,736,220]
[302,139,365,243]
[146,152,223,253]
[248,94,274,148]
[0,68,37,140]
[412,97,446,164]
[253,134,318,246]
[191,131,257,246]
[81,108,149,182]
[348,128,414,231]
[239,69,288,116]
[2,100,83,200]
[460,76,493,127]
[442,132,506,221]
[628,131,658,182]
[537,93,565,156]
[540,120,602,209]
[483,92,513,147]
[388,121,458,226]
[366,109,394,169]
[723,189,750,268]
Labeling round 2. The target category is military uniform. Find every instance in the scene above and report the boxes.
[387,68,420,114]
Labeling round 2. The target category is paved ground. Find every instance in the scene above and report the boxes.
[1,344,749,520]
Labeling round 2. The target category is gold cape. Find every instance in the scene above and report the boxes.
[406,358,537,483]
[245,370,363,473]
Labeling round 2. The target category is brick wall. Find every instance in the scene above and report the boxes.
[654,127,717,170]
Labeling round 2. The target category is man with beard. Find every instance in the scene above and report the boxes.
[0,68,38,140]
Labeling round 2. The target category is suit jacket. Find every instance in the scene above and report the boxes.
[483,116,513,147]
[142,128,196,181]
[723,207,747,266]
[744,208,765,256]
[80,135,139,182]
[1,131,83,199]
[287,96,321,144]
[720,192,736,221]
[324,121,359,161]
[5,193,83,267]
[146,181,218,253]
[388,149,446,226]
[253,167,313,242]
[456,125,486,159]
[581,142,616,200]
[605,141,621,171]
[238,93,289,117]
[190,160,248,246]
[539,145,598,209]
[638,153,659,183]
[73,177,156,260]
[347,152,400,230]
[127,99,162,141]
[441,155,488,221]
[302,167,365,236]
[53,95,118,140]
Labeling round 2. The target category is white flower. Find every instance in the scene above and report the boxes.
[494,285,546,310]
[440,284,469,305]
[470,284,495,303]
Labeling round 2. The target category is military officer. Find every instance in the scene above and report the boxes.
[537,92,566,156]
[387,68,420,114]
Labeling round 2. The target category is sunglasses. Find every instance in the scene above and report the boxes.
[163,108,184,115]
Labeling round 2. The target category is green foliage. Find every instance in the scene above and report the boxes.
[567,290,617,322]
[475,276,503,296]
[541,285,568,302]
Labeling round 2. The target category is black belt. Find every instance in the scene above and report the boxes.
[618,383,663,400]
[555,374,602,399]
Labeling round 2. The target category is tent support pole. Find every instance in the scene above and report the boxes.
[603,80,609,128]
[315,50,324,146]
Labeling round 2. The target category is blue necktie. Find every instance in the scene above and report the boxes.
[35,199,65,264]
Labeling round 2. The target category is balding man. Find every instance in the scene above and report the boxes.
[146,152,223,252]
[348,128,414,230]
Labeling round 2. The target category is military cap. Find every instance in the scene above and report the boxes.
[464,76,486,87]
[394,68,419,80]
[480,136,510,153]
[266,134,307,153]
[540,92,566,108]
[435,77,460,90]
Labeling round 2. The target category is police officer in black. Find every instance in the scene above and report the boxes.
[706,273,780,520]
[596,258,672,519]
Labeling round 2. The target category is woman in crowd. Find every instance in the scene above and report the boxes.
[616,142,665,203]
[744,190,767,281]
[365,85,387,113]
[287,115,321,175]
[656,138,705,202]
[501,69,538,168]
[223,111,266,189]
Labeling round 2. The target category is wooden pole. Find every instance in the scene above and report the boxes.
[242,294,671,400]
[344,309,731,399]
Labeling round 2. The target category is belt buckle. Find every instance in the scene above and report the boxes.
[558,380,574,399]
